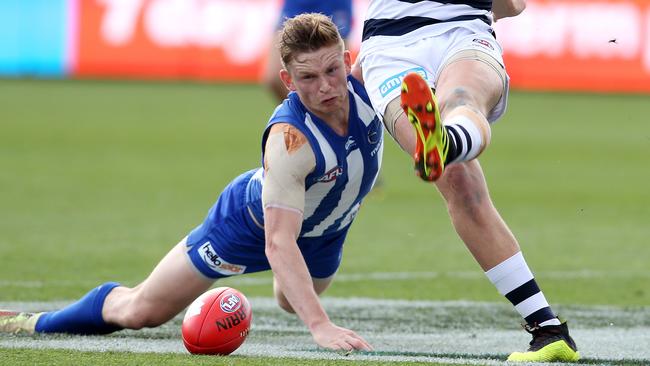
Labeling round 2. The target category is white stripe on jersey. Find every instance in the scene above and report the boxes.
[302,114,337,220]
[338,202,361,230]
[366,0,487,22]
[304,148,364,237]
[350,89,377,127]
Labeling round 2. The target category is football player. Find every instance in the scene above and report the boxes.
[0,13,378,353]
[351,0,579,362]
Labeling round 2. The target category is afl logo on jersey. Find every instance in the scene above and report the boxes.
[316,166,344,183]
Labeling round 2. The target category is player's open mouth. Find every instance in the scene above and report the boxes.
[322,96,337,105]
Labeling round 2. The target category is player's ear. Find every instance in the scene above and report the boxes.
[279,69,295,91]
[343,50,352,74]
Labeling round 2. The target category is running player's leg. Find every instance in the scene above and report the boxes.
[393,49,504,177]
[357,32,578,361]
[432,53,579,362]
[433,52,516,269]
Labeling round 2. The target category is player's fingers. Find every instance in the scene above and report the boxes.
[338,333,368,351]
[348,335,373,351]
[341,330,372,351]
[335,340,354,353]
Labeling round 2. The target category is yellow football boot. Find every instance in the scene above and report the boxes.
[508,321,580,362]
[0,311,42,335]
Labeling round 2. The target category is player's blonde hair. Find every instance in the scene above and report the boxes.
[279,13,344,68]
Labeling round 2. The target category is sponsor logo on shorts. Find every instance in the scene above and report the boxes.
[472,38,494,50]
[316,166,344,183]
[198,242,246,275]
[220,293,242,313]
[379,67,427,97]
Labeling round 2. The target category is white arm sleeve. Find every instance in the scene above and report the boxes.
[262,124,316,213]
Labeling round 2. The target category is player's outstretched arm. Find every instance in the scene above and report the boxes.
[492,0,526,21]
[264,207,371,352]
[262,123,372,352]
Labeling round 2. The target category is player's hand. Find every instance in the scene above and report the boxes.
[310,321,373,353]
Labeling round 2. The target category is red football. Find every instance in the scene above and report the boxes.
[182,287,252,355]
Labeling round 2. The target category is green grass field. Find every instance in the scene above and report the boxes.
[1,78,649,365]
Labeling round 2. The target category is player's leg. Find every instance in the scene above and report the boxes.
[435,52,502,157]
[38,239,213,334]
[100,239,214,329]
[360,40,579,362]
[1,238,214,335]
[397,48,504,181]
[430,52,521,269]
[433,57,579,362]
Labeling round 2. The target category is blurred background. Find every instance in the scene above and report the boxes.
[2,0,650,91]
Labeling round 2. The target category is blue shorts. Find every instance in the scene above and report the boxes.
[278,0,353,38]
[185,170,347,280]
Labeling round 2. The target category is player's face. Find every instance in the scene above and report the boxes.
[281,44,351,119]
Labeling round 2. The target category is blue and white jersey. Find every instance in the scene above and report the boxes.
[361,0,495,54]
[253,75,383,238]
[185,76,382,279]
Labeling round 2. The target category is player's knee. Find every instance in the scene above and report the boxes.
[273,285,296,314]
[276,297,296,314]
[440,87,477,115]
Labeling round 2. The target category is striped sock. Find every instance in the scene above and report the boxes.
[485,252,561,327]
[444,114,483,164]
